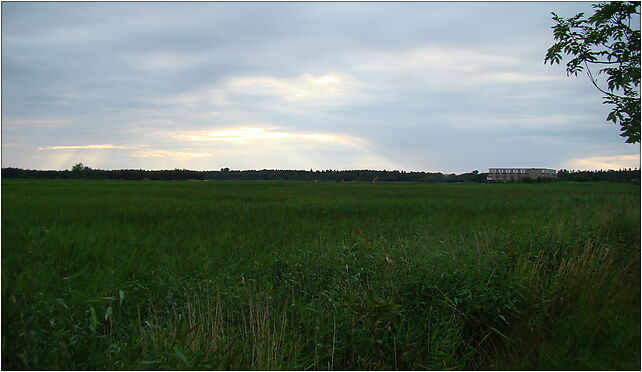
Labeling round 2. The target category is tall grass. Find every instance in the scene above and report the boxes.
[2,180,639,369]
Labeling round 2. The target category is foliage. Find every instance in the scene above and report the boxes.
[71,163,89,173]
[3,166,639,183]
[2,180,639,369]
[557,167,640,183]
[1,166,489,182]
[71,163,91,178]
[545,1,641,143]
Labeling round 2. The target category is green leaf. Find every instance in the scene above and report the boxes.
[56,298,68,309]
[173,346,190,366]
[89,307,98,332]
[104,306,112,321]
[607,111,617,123]
[489,327,511,343]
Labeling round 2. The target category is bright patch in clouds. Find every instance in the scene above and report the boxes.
[36,144,209,163]
[37,144,140,150]
[226,73,354,102]
[165,126,400,170]
[131,150,211,158]
[563,155,640,170]
[170,127,362,145]
[485,72,557,83]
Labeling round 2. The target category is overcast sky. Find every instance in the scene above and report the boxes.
[2,2,640,172]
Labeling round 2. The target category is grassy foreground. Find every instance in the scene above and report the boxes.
[1,180,640,370]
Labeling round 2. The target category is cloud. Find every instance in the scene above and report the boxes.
[166,140,403,171]
[483,72,557,83]
[225,73,356,103]
[3,117,74,130]
[163,125,403,170]
[169,126,362,145]
[130,150,211,158]
[37,144,141,150]
[562,155,641,170]
[2,2,635,173]
[133,51,208,72]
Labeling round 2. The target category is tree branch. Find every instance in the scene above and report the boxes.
[584,60,631,100]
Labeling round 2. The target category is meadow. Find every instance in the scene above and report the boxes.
[1,179,640,370]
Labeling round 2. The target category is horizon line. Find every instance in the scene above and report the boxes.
[2,166,640,174]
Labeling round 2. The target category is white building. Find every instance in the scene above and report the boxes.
[487,168,557,182]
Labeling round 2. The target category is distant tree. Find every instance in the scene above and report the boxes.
[71,163,92,178]
[1,167,25,178]
[71,163,88,172]
[545,2,640,143]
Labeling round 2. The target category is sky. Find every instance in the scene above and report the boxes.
[2,1,640,173]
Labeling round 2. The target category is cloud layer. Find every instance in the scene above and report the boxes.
[2,2,639,172]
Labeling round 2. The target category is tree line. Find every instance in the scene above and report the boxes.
[556,168,640,183]
[0,164,486,182]
[1,164,639,183]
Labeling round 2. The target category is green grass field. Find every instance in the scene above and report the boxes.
[2,179,640,370]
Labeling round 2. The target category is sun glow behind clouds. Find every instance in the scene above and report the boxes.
[34,144,146,170]
[562,155,640,170]
[37,144,140,150]
[35,144,209,166]
[226,73,353,101]
[161,126,404,170]
[170,127,362,145]
[131,150,210,158]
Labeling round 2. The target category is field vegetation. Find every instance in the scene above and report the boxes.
[2,179,640,369]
